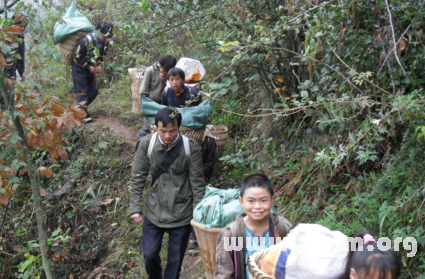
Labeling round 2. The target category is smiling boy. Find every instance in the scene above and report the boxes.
[215,174,292,279]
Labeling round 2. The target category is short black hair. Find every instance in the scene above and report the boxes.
[96,21,114,37]
[167,67,185,81]
[158,54,177,72]
[339,231,401,279]
[155,107,182,128]
[240,174,274,197]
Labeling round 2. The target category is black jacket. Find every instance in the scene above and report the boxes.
[73,33,107,71]
[202,136,217,180]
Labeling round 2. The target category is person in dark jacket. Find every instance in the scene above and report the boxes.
[72,21,114,122]
[130,107,206,279]
[0,12,28,110]
[137,54,177,139]
[188,128,217,254]
[162,67,202,108]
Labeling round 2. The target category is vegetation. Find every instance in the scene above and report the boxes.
[0,0,424,278]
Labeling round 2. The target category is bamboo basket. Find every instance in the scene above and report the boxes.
[150,125,206,146]
[248,249,276,279]
[56,31,90,65]
[190,219,222,279]
[209,125,229,176]
[128,67,146,114]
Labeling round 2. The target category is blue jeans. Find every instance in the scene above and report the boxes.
[141,217,191,279]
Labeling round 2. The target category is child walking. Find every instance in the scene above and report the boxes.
[215,174,292,279]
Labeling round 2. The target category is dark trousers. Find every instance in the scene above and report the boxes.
[72,63,98,115]
[141,217,191,279]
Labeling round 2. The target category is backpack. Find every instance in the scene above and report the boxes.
[147,132,191,163]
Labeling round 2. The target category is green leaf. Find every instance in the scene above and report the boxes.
[0,188,6,194]
[230,83,238,92]
[53,52,62,62]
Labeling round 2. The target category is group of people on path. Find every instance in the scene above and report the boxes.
[1,14,401,279]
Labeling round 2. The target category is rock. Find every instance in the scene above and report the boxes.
[51,180,76,200]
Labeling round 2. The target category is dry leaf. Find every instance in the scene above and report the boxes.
[379,50,386,67]
[37,167,53,178]
[285,97,291,101]
[102,199,114,205]
[274,88,281,93]
[12,184,19,191]
[70,93,75,100]
[276,76,284,83]
[19,167,27,176]
[39,187,49,196]
[51,239,61,246]
[399,39,406,51]
[0,186,12,206]
[69,274,74,279]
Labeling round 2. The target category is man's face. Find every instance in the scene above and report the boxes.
[12,23,26,32]
[98,34,111,42]
[159,66,167,78]
[157,121,179,145]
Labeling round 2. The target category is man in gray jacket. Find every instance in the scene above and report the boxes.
[130,107,206,279]
[137,55,176,138]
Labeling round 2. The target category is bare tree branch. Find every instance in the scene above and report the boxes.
[377,0,425,76]
[0,0,21,13]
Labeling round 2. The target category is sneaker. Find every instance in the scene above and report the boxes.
[82,116,93,123]
[187,241,199,255]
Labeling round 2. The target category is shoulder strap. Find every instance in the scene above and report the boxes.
[147,132,158,163]
[275,216,289,238]
[182,135,191,161]
[151,137,183,186]
[85,33,93,46]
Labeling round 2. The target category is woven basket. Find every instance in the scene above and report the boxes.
[128,67,146,114]
[248,249,276,279]
[56,31,90,65]
[190,219,222,279]
[150,125,206,146]
[209,125,229,176]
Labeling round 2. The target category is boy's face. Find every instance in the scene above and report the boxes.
[169,74,184,92]
[239,187,274,221]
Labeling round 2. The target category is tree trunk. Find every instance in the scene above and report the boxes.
[0,70,53,278]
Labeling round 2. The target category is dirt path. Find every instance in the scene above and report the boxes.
[94,116,138,148]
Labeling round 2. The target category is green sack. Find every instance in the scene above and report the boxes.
[193,186,276,228]
[193,186,241,228]
[53,2,95,44]
[141,95,213,129]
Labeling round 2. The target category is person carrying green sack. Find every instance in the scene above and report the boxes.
[72,21,114,123]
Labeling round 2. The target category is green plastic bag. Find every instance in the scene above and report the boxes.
[193,187,241,228]
[141,95,213,129]
[193,186,276,228]
[53,2,95,44]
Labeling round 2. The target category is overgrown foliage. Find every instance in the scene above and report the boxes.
[1,0,424,278]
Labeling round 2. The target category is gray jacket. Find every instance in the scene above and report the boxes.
[129,133,206,228]
[138,62,166,104]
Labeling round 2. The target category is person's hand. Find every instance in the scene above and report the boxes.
[95,65,102,73]
[89,66,95,74]
[20,74,26,82]
[131,213,143,223]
